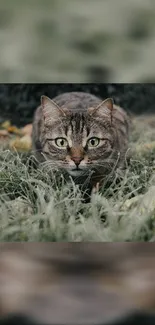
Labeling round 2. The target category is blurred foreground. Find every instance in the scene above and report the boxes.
[1,243,155,325]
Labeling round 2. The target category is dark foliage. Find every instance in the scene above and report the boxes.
[0,84,155,126]
[1,312,155,325]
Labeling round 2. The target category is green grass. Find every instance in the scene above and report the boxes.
[1,115,155,242]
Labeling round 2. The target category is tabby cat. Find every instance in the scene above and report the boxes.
[32,92,130,193]
[0,243,155,325]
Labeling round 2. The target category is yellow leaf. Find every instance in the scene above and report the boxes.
[1,120,11,129]
[0,129,9,137]
[10,135,32,152]
[21,124,32,136]
[7,126,22,135]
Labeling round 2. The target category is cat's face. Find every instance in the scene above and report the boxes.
[40,96,115,178]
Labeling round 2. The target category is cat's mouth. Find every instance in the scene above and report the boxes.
[67,167,88,177]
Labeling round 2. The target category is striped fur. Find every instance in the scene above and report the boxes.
[32,92,130,189]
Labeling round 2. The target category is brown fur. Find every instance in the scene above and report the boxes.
[1,243,155,325]
[32,92,130,192]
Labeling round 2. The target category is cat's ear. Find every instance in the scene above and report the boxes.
[100,98,114,112]
[88,98,113,120]
[41,95,66,124]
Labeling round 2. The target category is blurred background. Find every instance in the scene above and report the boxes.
[0,0,155,82]
[0,83,155,126]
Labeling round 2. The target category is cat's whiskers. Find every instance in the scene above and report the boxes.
[41,161,58,171]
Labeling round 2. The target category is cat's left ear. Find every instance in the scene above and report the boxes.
[41,95,67,124]
[88,98,113,121]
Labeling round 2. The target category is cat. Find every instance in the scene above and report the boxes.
[0,243,155,325]
[32,92,130,196]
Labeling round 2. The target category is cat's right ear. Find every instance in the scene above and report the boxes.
[88,98,113,116]
[41,96,66,124]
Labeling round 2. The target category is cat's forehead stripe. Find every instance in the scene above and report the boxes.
[71,113,85,133]
[64,113,91,145]
[67,125,72,147]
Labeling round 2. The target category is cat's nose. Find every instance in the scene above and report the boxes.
[72,156,83,166]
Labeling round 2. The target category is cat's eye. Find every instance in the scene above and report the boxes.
[87,137,100,147]
[55,137,68,148]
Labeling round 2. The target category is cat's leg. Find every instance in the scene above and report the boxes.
[92,182,100,194]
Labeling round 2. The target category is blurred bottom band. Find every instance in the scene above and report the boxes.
[1,243,155,325]
[1,313,155,325]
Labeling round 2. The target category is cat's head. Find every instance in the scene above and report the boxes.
[40,95,116,178]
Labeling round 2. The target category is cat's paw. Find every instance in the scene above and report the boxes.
[92,182,100,194]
